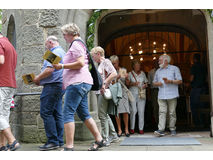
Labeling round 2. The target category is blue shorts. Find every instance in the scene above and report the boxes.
[63,83,92,123]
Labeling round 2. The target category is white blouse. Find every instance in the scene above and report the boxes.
[128,70,148,95]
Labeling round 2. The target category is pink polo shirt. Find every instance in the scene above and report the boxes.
[62,40,93,90]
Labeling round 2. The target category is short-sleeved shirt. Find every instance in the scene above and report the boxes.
[98,58,117,82]
[40,46,65,85]
[153,65,182,100]
[128,70,148,95]
[0,37,17,88]
[190,62,206,88]
[62,39,93,90]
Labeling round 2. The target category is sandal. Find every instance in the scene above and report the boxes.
[63,147,74,151]
[88,140,105,151]
[0,146,8,151]
[8,140,21,151]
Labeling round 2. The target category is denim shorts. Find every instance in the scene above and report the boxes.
[63,83,92,123]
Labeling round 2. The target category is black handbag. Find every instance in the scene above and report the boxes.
[69,39,103,91]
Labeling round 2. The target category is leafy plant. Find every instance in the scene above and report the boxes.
[207,9,213,22]
[0,9,2,31]
[86,9,107,51]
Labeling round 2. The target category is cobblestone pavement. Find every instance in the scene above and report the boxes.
[15,131,213,151]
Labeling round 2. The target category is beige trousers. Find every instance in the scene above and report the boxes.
[158,98,177,131]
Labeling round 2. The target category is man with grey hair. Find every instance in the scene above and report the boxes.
[34,36,65,150]
[153,54,182,136]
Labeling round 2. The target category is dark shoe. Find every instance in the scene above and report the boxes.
[139,130,144,134]
[88,139,105,151]
[63,147,74,151]
[117,133,122,137]
[125,133,130,137]
[8,140,21,151]
[154,130,165,137]
[39,143,59,151]
[170,130,176,136]
[59,143,64,147]
[130,129,135,134]
[0,146,8,151]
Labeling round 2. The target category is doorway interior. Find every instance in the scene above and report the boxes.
[98,9,210,132]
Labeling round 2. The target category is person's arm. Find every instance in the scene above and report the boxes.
[33,67,54,85]
[164,79,182,85]
[153,70,163,87]
[104,71,117,86]
[53,56,84,70]
[153,82,163,87]
[0,55,5,64]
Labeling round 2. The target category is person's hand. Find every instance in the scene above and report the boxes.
[158,82,163,86]
[33,76,40,86]
[116,74,121,81]
[53,63,62,70]
[142,83,148,89]
[163,78,172,84]
[135,82,140,86]
[100,84,106,95]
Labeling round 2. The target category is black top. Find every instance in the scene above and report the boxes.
[190,62,206,88]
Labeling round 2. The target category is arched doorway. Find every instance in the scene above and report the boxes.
[7,15,16,48]
[98,9,210,132]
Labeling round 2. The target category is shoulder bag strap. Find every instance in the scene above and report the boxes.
[131,71,137,82]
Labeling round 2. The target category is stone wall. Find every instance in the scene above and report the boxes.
[2,9,100,143]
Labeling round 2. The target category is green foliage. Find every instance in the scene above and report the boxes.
[86,9,107,51]
[207,9,213,23]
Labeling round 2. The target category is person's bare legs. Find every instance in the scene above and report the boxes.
[1,127,20,150]
[64,122,75,149]
[115,114,122,135]
[0,131,7,147]
[84,118,102,142]
[123,113,129,134]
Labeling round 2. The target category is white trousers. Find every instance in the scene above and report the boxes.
[129,92,146,130]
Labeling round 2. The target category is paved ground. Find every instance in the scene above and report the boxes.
[16,131,213,151]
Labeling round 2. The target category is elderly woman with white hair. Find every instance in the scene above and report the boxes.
[153,54,182,137]
[109,55,130,137]
[91,47,119,146]
[53,23,105,151]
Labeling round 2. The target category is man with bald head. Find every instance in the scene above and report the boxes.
[34,36,65,151]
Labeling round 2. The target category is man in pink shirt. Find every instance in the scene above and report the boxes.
[0,32,20,151]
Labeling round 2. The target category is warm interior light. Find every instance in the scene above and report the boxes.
[130,55,134,60]
[163,43,166,47]
[130,48,133,52]
[129,46,132,49]
[138,42,142,46]
[140,57,143,61]
[153,57,156,60]
[153,41,156,45]
[153,50,157,53]
[139,50,143,54]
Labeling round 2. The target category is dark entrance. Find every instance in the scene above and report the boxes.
[98,9,210,132]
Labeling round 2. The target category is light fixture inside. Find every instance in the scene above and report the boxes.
[153,50,157,53]
[140,57,143,61]
[139,50,143,54]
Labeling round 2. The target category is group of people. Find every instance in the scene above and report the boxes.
[1,22,206,151]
